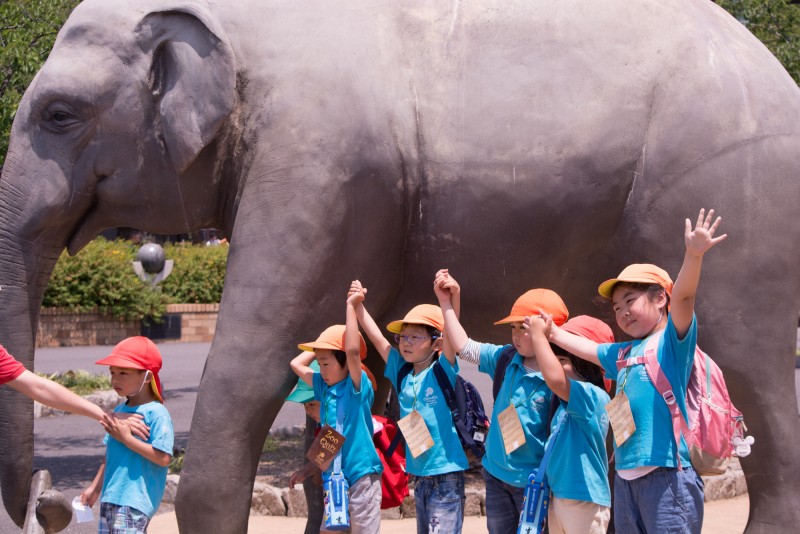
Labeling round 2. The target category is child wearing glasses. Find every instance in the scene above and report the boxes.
[348,277,468,534]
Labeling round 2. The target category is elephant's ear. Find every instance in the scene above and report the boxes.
[136,5,235,173]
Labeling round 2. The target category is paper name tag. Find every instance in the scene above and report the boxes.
[306,425,346,471]
[397,410,434,458]
[498,404,526,454]
[606,391,636,447]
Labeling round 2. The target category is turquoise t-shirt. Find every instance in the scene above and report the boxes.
[313,370,383,484]
[384,348,469,476]
[101,401,173,517]
[597,313,697,470]
[478,343,552,487]
[545,381,611,507]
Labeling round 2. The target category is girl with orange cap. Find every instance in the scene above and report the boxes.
[290,294,383,533]
[434,270,566,534]
[348,278,469,534]
[526,315,614,533]
[548,208,726,534]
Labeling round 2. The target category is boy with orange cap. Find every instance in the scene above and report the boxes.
[290,292,383,533]
[348,277,468,534]
[547,209,726,533]
[527,315,613,533]
[434,269,565,534]
[81,336,174,534]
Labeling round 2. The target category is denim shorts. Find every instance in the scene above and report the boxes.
[614,466,704,534]
[412,471,465,534]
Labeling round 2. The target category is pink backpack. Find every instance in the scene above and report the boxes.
[616,334,748,476]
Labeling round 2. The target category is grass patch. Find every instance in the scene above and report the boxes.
[169,449,185,474]
[36,369,111,395]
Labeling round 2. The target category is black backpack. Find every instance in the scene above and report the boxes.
[387,358,490,461]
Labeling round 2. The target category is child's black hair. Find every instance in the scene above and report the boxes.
[551,343,605,389]
[333,350,347,368]
[615,282,670,310]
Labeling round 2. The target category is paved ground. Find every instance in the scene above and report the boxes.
[1,338,797,532]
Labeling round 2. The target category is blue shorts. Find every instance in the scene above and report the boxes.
[412,471,465,534]
[99,503,150,534]
[614,466,704,534]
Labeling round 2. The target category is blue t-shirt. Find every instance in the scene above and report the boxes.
[384,348,469,476]
[597,313,697,470]
[478,343,552,487]
[545,381,611,507]
[101,401,174,517]
[313,370,383,484]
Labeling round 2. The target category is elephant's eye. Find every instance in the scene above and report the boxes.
[41,102,82,133]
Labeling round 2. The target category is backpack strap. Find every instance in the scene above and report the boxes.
[531,410,567,485]
[638,333,692,469]
[431,362,484,458]
[386,361,415,457]
[492,345,517,401]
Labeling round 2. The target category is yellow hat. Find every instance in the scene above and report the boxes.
[386,304,444,334]
[298,324,367,360]
[597,263,673,298]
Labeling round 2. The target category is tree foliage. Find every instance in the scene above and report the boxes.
[717,0,800,84]
[0,0,80,169]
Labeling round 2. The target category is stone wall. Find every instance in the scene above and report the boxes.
[36,304,219,347]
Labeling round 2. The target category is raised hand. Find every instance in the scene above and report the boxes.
[347,280,367,305]
[685,208,727,257]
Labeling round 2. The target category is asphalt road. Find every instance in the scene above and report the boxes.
[1,339,798,533]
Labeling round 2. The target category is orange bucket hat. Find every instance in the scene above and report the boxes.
[95,336,164,402]
[386,304,444,334]
[298,324,368,361]
[597,263,673,298]
[494,289,569,326]
[562,315,614,344]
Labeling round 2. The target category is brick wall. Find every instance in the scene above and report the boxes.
[36,304,219,347]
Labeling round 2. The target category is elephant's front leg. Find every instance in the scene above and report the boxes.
[174,165,405,533]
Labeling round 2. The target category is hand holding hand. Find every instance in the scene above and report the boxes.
[685,208,727,257]
[101,414,134,444]
[524,314,550,339]
[433,269,460,302]
[108,412,150,441]
[347,280,367,305]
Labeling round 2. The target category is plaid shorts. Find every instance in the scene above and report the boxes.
[99,503,150,534]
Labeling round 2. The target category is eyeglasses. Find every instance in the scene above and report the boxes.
[394,334,435,345]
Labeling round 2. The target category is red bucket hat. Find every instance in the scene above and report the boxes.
[95,336,163,402]
[494,289,569,326]
[598,263,673,299]
[562,315,614,344]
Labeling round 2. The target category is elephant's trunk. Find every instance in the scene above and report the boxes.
[0,157,65,527]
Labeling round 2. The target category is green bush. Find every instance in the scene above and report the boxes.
[42,238,228,320]
[160,242,227,304]
[35,369,111,396]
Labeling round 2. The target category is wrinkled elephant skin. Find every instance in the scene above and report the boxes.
[1,1,799,533]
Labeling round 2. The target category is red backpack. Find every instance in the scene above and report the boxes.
[372,415,409,509]
[616,333,749,476]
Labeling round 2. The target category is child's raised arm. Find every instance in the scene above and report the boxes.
[290,351,317,387]
[526,314,571,401]
[348,280,392,362]
[548,317,601,366]
[434,269,461,365]
[345,293,364,391]
[671,208,727,338]
[434,270,470,356]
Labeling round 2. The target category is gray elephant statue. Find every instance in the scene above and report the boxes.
[1,0,799,532]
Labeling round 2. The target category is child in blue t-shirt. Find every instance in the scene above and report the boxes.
[290,293,383,534]
[81,337,174,534]
[348,276,468,534]
[435,269,568,534]
[549,208,726,533]
[527,314,613,534]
